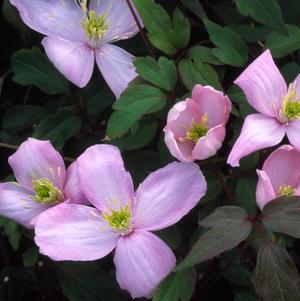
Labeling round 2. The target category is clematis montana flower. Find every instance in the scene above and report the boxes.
[0,138,86,228]
[10,0,142,98]
[34,144,207,298]
[256,145,300,210]
[228,49,300,166]
[164,84,232,162]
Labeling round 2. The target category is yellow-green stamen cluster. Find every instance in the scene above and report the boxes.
[186,113,209,143]
[280,84,300,124]
[277,184,295,198]
[32,178,64,204]
[81,10,110,47]
[102,203,132,235]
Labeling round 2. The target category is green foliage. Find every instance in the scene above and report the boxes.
[11,47,69,94]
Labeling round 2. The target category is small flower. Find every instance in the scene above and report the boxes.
[10,0,142,98]
[34,144,207,298]
[164,84,232,162]
[228,49,300,167]
[0,138,87,228]
[256,145,300,210]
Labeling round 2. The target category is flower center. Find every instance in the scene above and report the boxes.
[102,202,132,235]
[32,178,64,204]
[81,8,110,48]
[185,113,209,143]
[279,83,300,124]
[277,184,295,198]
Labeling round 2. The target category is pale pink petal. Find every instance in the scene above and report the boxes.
[163,129,193,162]
[89,0,141,43]
[78,145,134,212]
[192,124,226,160]
[42,37,94,88]
[114,230,176,299]
[227,114,285,167]
[234,49,287,117]
[10,0,85,42]
[256,170,276,210]
[64,162,89,205]
[8,138,66,191]
[292,74,300,98]
[286,120,300,152]
[95,44,137,98]
[191,84,232,128]
[0,183,51,229]
[134,162,207,231]
[262,145,300,193]
[34,204,119,261]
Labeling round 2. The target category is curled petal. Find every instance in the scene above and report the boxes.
[8,138,66,191]
[35,204,119,261]
[256,170,276,210]
[234,49,287,117]
[42,37,94,88]
[114,230,176,299]
[227,114,285,167]
[95,44,137,98]
[0,182,50,228]
[134,162,207,231]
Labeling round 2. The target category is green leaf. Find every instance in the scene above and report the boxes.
[58,262,127,301]
[201,170,223,203]
[22,246,39,268]
[176,206,252,270]
[153,268,197,301]
[204,20,248,67]
[235,0,287,35]
[281,62,300,83]
[262,196,300,238]
[180,0,208,21]
[133,0,190,54]
[86,89,114,116]
[107,85,167,138]
[2,105,47,133]
[254,243,300,301]
[234,287,259,301]
[229,25,271,43]
[178,47,222,91]
[134,56,177,91]
[11,47,69,94]
[187,46,222,65]
[33,110,81,150]
[0,217,21,251]
[266,25,300,58]
[235,178,257,215]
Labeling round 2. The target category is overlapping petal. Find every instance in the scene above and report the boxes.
[114,230,176,299]
[42,37,94,88]
[227,114,285,167]
[134,162,206,231]
[35,204,119,261]
[8,138,66,191]
[256,170,276,210]
[286,120,300,152]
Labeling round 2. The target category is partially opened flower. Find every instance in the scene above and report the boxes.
[10,0,141,98]
[256,145,300,210]
[164,84,232,162]
[0,138,86,228]
[34,144,207,298]
[228,49,300,166]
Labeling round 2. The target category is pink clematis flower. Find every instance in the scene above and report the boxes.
[0,138,86,229]
[256,145,300,210]
[10,0,142,98]
[228,49,300,166]
[164,84,232,162]
[34,144,207,298]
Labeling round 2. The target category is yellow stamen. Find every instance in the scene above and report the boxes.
[277,184,295,197]
[185,113,209,143]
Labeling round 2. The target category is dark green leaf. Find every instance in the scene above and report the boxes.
[254,243,300,301]
[201,170,223,203]
[235,0,287,35]
[11,47,69,94]
[235,178,257,215]
[229,25,271,43]
[266,25,300,58]
[134,56,177,91]
[281,62,300,83]
[204,20,248,67]
[262,196,300,238]
[180,0,208,21]
[0,217,21,251]
[22,246,38,268]
[86,89,114,116]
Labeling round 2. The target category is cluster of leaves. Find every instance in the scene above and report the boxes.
[2,0,300,300]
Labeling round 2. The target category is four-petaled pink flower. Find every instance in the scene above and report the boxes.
[164,84,232,162]
[228,49,300,167]
[256,145,300,210]
[0,138,86,229]
[10,0,142,98]
[34,144,207,298]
